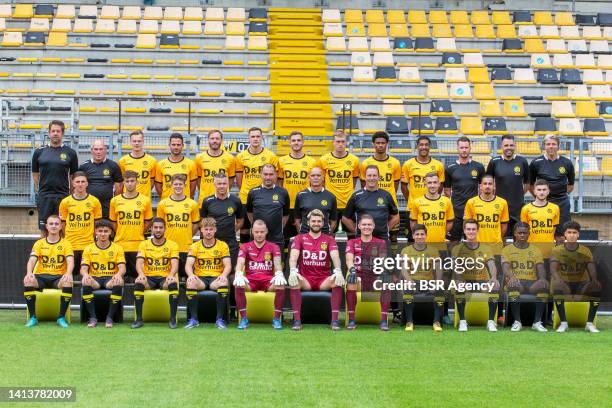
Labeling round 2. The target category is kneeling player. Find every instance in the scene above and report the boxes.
[452,219,500,332]
[233,220,286,330]
[288,210,343,331]
[184,218,232,330]
[345,214,389,331]
[400,224,444,332]
[81,219,126,328]
[501,223,549,332]
[132,218,180,329]
[551,221,602,333]
[24,215,75,328]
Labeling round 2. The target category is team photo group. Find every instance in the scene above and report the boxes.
[25,120,602,333]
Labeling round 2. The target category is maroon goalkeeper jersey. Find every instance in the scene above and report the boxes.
[291,233,338,279]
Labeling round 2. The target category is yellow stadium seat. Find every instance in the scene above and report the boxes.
[247,36,267,51]
[460,117,484,135]
[450,10,469,25]
[73,19,94,33]
[534,11,553,25]
[454,25,473,38]
[182,20,202,35]
[368,23,387,37]
[2,32,22,47]
[503,100,527,117]
[468,67,490,83]
[204,21,224,35]
[450,83,472,99]
[555,12,575,26]
[349,292,383,325]
[383,99,405,116]
[101,5,120,20]
[433,24,453,38]
[365,9,384,23]
[429,10,448,24]
[141,290,171,322]
[492,11,511,25]
[524,38,545,53]
[411,23,430,37]
[226,21,245,35]
[344,9,363,23]
[244,292,275,323]
[389,24,409,37]
[13,4,33,19]
[445,67,467,82]
[552,100,575,117]
[136,34,156,49]
[475,24,495,39]
[144,6,163,20]
[399,66,420,82]
[387,10,406,24]
[56,5,75,19]
[48,32,67,47]
[427,83,449,99]
[225,36,245,50]
[471,10,491,25]
[326,37,346,51]
[160,20,180,34]
[122,6,141,20]
[497,25,517,39]
[139,19,159,34]
[117,19,137,34]
[559,118,583,136]
[576,101,598,118]
[26,289,71,322]
[346,23,365,36]
[408,10,427,24]
[163,6,183,20]
[602,157,612,176]
[474,83,496,100]
[480,100,502,116]
[95,20,116,34]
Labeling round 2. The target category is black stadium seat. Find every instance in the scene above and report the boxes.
[576,14,597,26]
[336,115,359,131]
[597,13,612,26]
[513,11,532,24]
[502,39,522,52]
[430,99,453,115]
[87,58,107,63]
[599,101,612,115]
[84,74,105,78]
[26,105,49,111]
[442,52,462,65]
[561,69,582,84]
[393,37,413,50]
[491,67,512,81]
[534,117,557,133]
[584,118,607,134]
[249,22,268,34]
[385,116,410,134]
[435,117,458,133]
[175,91,196,97]
[147,126,170,131]
[415,37,435,51]
[160,34,179,47]
[538,69,560,84]
[202,59,223,65]
[115,43,134,48]
[225,92,245,97]
[410,116,434,133]
[24,31,45,45]
[249,8,267,20]
[91,43,111,48]
[34,4,55,17]
[49,106,71,112]
[149,108,172,113]
[375,66,396,80]
[484,117,507,133]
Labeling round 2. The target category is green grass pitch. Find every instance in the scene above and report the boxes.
[1,310,611,407]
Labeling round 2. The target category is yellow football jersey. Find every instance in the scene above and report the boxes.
[137,238,179,277]
[31,238,74,275]
[194,150,236,204]
[400,244,441,280]
[278,154,317,208]
[501,244,544,281]
[451,243,493,281]
[118,153,157,196]
[464,195,509,244]
[188,239,230,277]
[81,242,126,277]
[109,193,153,252]
[360,155,402,205]
[410,195,454,243]
[551,244,593,283]
[156,196,200,252]
[520,202,560,243]
[235,148,279,204]
[316,152,360,209]
[401,157,445,211]
[154,157,198,200]
[59,194,102,251]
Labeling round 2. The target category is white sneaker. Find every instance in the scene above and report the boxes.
[585,322,600,333]
[511,321,522,332]
[487,320,498,332]
[458,320,468,332]
[532,321,547,332]
[557,321,569,333]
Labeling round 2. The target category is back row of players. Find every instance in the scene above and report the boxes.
[25,122,596,332]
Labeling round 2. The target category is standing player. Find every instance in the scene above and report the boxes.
[451,219,500,332]
[288,210,344,331]
[345,214,389,331]
[184,218,232,330]
[235,127,279,244]
[520,179,560,256]
[31,120,79,232]
[317,130,360,237]
[24,215,74,328]
[400,224,444,332]
[293,167,338,234]
[200,174,244,268]
[59,171,102,272]
[551,221,602,333]
[529,134,574,226]
[118,130,157,196]
[132,218,180,329]
[155,133,198,200]
[463,175,510,246]
[232,220,286,330]
[444,137,485,241]
[502,223,549,332]
[109,170,153,279]
[246,164,290,251]
[80,220,126,328]
[156,174,200,279]
[342,165,400,242]
[194,129,236,205]
[410,172,454,244]
[486,135,529,235]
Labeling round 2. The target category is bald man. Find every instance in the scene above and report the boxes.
[79,139,123,218]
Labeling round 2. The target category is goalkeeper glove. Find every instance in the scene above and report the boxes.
[270,271,287,286]
[346,267,358,284]
[288,268,303,287]
[233,270,249,287]
[332,268,345,286]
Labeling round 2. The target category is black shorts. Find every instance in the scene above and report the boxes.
[73,250,83,276]
[36,193,64,230]
[88,275,113,288]
[178,252,188,279]
[447,216,464,242]
[554,198,571,227]
[196,276,217,289]
[35,273,62,289]
[226,240,239,269]
[242,216,252,232]
[124,252,138,280]
[146,276,167,289]
[283,209,299,241]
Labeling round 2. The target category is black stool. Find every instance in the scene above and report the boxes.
[80,289,123,323]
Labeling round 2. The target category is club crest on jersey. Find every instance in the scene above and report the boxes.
[221,159,226,164]
[86,202,91,208]
[181,164,186,169]
[321,242,328,251]
[439,201,445,208]
[347,161,352,166]
[387,163,392,169]
[377,197,384,205]
[214,250,219,255]
[559,167,566,174]
[471,170,478,177]
[103,169,110,176]
[514,166,521,174]
[272,194,279,201]
[60,153,67,161]
[261,156,266,162]
[321,200,328,206]
[184,203,190,209]
[227,207,235,215]
[137,201,142,206]
[303,161,308,166]
[143,161,148,166]
[264,252,271,261]
[547,208,552,213]
[109,251,114,257]
[163,247,169,252]
[57,245,63,251]
[495,203,500,209]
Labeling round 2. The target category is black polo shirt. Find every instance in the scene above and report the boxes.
[200,193,244,245]
[486,155,529,220]
[294,188,338,234]
[246,185,290,245]
[31,145,79,196]
[79,159,123,217]
[344,188,398,240]
[529,155,574,202]
[444,160,485,213]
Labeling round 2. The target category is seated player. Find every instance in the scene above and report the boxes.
[501,223,549,332]
[184,218,232,330]
[132,218,180,329]
[81,219,126,328]
[288,210,344,331]
[345,214,390,331]
[451,219,500,332]
[232,220,286,330]
[24,215,75,328]
[551,221,602,333]
[400,224,444,332]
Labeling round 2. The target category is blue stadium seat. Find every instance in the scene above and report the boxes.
[513,11,532,24]
[561,69,582,84]
[442,52,462,65]
[430,99,453,115]
[538,69,560,84]
[597,13,612,26]
[491,67,512,82]
[393,37,413,50]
